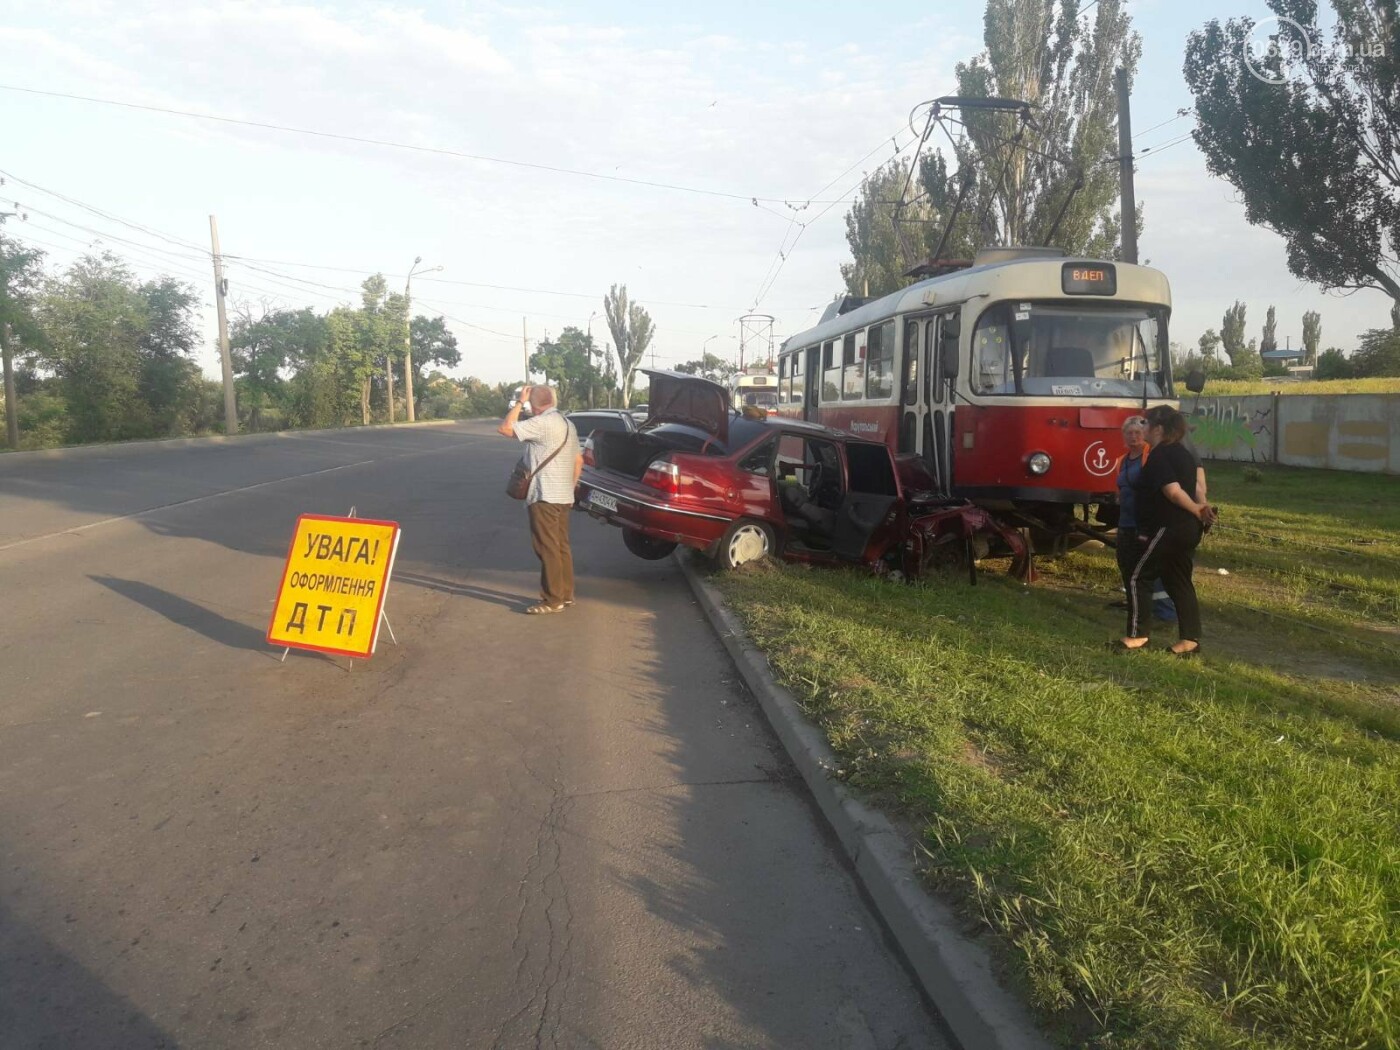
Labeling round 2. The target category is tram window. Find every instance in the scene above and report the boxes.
[927,319,942,405]
[777,357,789,404]
[822,340,841,402]
[842,333,863,400]
[971,307,1015,395]
[866,320,895,400]
[970,302,1171,398]
[792,351,804,406]
[903,321,919,405]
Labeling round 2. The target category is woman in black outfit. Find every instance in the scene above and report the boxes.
[1116,405,1212,656]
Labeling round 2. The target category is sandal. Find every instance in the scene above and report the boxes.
[1107,639,1150,653]
[525,603,565,615]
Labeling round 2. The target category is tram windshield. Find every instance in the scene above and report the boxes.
[970,302,1170,398]
[738,389,779,409]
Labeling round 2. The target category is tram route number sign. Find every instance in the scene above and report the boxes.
[1062,262,1117,296]
[266,514,401,659]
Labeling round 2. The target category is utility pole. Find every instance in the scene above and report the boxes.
[2,324,17,451]
[208,216,238,435]
[1114,66,1138,265]
[522,317,529,381]
[403,257,441,423]
[1,207,22,449]
[386,331,396,425]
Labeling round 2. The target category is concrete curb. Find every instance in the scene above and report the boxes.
[677,552,1053,1050]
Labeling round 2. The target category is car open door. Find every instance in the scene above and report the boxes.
[831,440,904,562]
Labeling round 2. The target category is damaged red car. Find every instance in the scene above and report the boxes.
[575,371,1029,576]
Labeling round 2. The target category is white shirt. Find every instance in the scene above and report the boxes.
[514,409,580,505]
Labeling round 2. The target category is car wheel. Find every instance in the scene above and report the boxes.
[718,519,774,570]
[622,528,678,561]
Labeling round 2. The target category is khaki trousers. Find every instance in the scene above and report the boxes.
[527,501,575,606]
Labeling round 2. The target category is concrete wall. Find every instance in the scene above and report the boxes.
[1183,394,1400,473]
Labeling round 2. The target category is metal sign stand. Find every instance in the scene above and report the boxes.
[278,505,398,668]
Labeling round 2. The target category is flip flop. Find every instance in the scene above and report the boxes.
[525,603,565,615]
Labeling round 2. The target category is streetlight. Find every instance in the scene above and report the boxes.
[403,256,443,423]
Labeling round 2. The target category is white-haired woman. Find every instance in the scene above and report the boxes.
[1113,416,1152,610]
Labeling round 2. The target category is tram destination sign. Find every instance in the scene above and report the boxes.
[1062,263,1117,296]
[266,513,401,659]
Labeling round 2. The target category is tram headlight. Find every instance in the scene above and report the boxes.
[1027,451,1052,476]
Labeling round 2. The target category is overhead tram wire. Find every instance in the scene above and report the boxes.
[749,126,917,309]
[0,85,855,208]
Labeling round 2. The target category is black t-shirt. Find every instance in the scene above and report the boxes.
[1136,442,1199,534]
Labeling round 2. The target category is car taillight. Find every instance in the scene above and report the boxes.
[641,458,681,495]
[582,436,596,466]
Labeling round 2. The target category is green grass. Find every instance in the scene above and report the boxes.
[714,463,1400,1049]
[1199,378,1400,396]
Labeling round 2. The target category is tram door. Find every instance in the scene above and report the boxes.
[926,312,955,494]
[898,318,923,455]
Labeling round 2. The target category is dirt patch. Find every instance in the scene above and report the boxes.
[957,738,1004,778]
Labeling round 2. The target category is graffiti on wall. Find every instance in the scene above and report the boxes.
[1181,394,1398,474]
[1185,400,1274,461]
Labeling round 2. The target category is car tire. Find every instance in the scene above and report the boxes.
[622,528,678,561]
[716,519,775,570]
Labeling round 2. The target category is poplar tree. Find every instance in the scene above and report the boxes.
[603,284,655,409]
[843,0,1141,297]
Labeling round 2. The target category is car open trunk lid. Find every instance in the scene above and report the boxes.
[641,369,730,444]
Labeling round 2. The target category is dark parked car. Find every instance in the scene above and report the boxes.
[567,409,637,439]
[576,371,1030,574]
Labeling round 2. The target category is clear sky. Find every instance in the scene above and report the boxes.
[1,0,1391,384]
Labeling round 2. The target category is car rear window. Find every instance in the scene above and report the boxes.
[726,415,771,450]
[572,414,629,434]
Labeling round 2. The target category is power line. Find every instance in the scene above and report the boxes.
[0,166,208,252]
[4,164,828,335]
[13,205,210,266]
[0,84,854,207]
[1136,132,1195,159]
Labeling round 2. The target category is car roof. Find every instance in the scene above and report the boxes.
[764,416,857,441]
[569,409,631,416]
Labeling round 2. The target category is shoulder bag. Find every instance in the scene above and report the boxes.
[506,421,571,500]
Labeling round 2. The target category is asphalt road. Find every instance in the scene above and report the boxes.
[0,422,948,1050]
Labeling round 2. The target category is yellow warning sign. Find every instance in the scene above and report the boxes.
[266,514,401,659]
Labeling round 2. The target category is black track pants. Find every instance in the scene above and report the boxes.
[1126,523,1202,642]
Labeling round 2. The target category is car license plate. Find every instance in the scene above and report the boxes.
[589,491,618,513]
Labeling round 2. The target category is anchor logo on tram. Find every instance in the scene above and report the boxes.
[1083,441,1115,476]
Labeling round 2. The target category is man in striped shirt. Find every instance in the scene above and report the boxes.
[498,385,583,614]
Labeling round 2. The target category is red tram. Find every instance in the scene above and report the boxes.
[775,246,1176,570]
